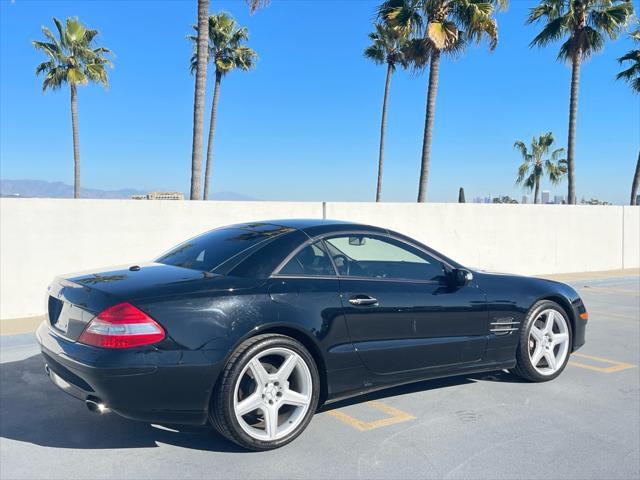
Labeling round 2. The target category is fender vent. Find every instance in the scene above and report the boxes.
[490,317,519,335]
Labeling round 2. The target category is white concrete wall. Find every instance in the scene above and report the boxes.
[0,199,322,320]
[623,206,640,270]
[325,203,633,275]
[1,198,638,320]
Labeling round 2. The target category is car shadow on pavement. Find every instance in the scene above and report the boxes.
[0,354,526,452]
[0,354,245,452]
[319,369,527,412]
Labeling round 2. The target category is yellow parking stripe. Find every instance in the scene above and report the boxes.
[569,353,636,373]
[327,400,416,431]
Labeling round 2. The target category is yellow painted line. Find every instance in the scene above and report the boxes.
[327,400,416,431]
[569,353,636,373]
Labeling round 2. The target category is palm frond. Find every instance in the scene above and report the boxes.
[527,0,565,23]
[378,0,424,36]
[530,14,569,48]
[246,0,270,14]
[33,16,112,91]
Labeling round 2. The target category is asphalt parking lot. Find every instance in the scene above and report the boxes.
[1,276,638,480]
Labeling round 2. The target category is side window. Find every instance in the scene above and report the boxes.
[324,235,445,281]
[278,241,336,277]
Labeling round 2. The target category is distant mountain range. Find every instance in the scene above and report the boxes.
[0,179,257,201]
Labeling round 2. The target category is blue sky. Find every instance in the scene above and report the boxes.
[1,0,638,203]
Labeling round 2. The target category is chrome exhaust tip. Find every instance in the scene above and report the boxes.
[86,398,110,414]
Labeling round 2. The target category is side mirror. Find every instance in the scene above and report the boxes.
[348,236,366,246]
[451,268,473,287]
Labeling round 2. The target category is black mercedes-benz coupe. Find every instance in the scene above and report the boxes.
[38,219,588,450]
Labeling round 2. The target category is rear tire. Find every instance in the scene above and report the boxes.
[210,334,320,451]
[510,300,572,382]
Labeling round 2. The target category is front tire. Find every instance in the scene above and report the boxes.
[511,300,572,382]
[210,334,320,451]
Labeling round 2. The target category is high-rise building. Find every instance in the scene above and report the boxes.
[553,195,565,205]
[541,190,550,204]
[522,195,530,204]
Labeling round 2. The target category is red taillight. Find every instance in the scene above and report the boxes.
[79,302,165,349]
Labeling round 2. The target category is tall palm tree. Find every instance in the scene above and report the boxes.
[616,26,640,205]
[527,0,634,205]
[33,17,112,199]
[364,23,409,202]
[190,0,210,200]
[514,132,567,204]
[190,13,257,200]
[379,0,507,202]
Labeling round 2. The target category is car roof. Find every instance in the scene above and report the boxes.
[231,218,389,237]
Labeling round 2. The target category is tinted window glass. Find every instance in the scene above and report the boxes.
[279,242,336,276]
[324,235,444,281]
[156,226,291,273]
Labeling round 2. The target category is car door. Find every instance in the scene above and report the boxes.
[269,240,365,397]
[323,233,488,375]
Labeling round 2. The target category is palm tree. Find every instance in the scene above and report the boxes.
[379,0,507,202]
[190,0,210,200]
[514,132,567,204]
[364,23,409,202]
[246,0,270,13]
[616,26,640,205]
[33,17,112,199]
[527,0,634,205]
[190,13,257,200]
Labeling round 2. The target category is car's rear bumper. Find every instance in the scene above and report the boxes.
[36,321,224,425]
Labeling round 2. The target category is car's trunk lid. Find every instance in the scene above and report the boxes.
[46,262,258,341]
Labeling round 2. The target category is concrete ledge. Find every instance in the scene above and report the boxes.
[539,268,640,282]
[0,316,44,336]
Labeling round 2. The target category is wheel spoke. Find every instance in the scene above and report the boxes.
[544,311,555,333]
[249,358,270,386]
[531,346,544,367]
[530,326,544,342]
[276,353,298,384]
[263,405,280,440]
[552,332,568,346]
[236,393,263,416]
[544,351,557,371]
[281,389,310,407]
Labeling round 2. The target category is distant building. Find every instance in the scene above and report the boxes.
[541,190,550,204]
[131,192,184,200]
[553,195,565,205]
[636,194,640,205]
[522,195,530,204]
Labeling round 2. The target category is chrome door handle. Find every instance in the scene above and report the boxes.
[348,296,378,306]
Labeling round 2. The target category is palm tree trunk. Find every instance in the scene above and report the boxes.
[566,50,581,205]
[631,150,640,206]
[375,64,393,202]
[70,83,80,199]
[203,71,222,201]
[189,0,210,200]
[534,179,540,204]
[417,50,441,203]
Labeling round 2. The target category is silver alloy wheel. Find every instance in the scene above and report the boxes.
[528,308,570,376]
[233,347,312,441]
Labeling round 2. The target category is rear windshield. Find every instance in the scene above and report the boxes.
[155,226,292,273]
